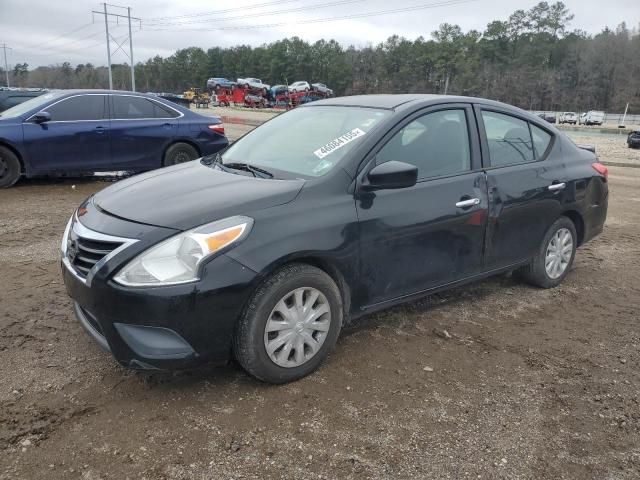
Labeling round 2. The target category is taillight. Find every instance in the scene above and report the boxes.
[592,162,608,181]
[208,124,225,135]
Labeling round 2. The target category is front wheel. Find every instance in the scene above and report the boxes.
[0,145,21,188]
[233,264,343,383]
[517,216,577,288]
[162,142,199,167]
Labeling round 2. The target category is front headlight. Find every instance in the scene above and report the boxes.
[114,216,253,287]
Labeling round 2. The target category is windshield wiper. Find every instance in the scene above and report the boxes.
[224,162,274,179]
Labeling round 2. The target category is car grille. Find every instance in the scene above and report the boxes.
[66,225,123,279]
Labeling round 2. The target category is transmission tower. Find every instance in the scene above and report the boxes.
[92,4,141,91]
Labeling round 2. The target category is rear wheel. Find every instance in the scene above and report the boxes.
[517,216,577,288]
[0,146,21,188]
[233,263,343,384]
[162,142,199,167]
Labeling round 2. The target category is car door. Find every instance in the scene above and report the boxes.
[356,104,488,307]
[476,106,565,270]
[109,94,179,170]
[23,94,111,173]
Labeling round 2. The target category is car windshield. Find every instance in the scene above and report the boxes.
[219,106,390,177]
[0,91,65,119]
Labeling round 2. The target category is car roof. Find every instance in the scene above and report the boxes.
[307,94,532,113]
[52,89,158,96]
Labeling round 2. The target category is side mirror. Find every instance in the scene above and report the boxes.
[31,111,51,124]
[361,161,418,191]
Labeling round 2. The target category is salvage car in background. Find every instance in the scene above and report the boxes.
[628,130,640,149]
[580,111,605,126]
[288,81,310,93]
[206,77,236,91]
[537,112,556,124]
[0,89,228,188]
[312,83,333,96]
[559,112,577,124]
[61,94,608,383]
[237,77,270,93]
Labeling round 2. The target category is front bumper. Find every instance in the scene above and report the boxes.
[63,252,257,370]
[61,208,258,370]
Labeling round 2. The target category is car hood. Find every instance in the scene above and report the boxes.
[93,161,305,231]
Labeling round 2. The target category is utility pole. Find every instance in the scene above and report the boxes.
[1,43,11,88]
[92,4,141,91]
[103,3,113,90]
[127,7,135,91]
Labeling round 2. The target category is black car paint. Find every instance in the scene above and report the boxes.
[62,94,608,370]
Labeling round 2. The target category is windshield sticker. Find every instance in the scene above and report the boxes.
[313,128,366,159]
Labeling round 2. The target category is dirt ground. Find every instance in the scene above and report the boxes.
[1,133,639,480]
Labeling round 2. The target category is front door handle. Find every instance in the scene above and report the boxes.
[455,198,481,208]
[94,126,106,134]
[548,182,566,191]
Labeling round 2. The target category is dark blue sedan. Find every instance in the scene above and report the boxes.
[0,89,228,188]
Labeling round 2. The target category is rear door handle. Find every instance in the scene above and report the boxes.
[94,126,106,134]
[548,182,566,191]
[455,198,481,208]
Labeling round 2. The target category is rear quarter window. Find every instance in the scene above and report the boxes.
[530,124,553,159]
[482,111,534,166]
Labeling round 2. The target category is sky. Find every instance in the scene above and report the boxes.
[1,0,638,69]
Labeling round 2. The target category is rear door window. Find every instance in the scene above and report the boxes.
[111,96,179,119]
[45,95,106,121]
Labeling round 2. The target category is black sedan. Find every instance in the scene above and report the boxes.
[61,94,608,383]
[628,130,640,149]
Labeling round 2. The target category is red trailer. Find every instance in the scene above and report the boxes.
[214,87,233,107]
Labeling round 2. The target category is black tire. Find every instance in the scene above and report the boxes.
[517,216,577,288]
[0,145,21,188]
[162,142,199,167]
[233,263,343,384]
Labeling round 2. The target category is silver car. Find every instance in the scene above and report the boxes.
[311,83,333,96]
[237,77,270,93]
[288,81,310,93]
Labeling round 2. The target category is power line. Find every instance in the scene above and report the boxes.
[17,23,94,51]
[146,0,479,32]
[143,0,303,21]
[13,33,130,59]
[144,0,367,27]
[13,29,106,54]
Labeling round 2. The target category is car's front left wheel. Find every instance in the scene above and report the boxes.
[233,263,343,383]
[0,145,21,188]
[163,142,199,167]
[518,216,577,288]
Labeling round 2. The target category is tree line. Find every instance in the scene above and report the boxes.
[3,2,639,112]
